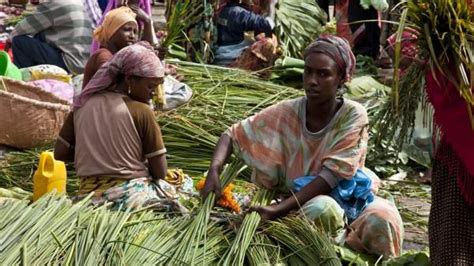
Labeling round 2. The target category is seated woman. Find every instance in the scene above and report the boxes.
[90,0,155,53]
[55,42,182,211]
[213,0,279,74]
[202,35,403,258]
[83,6,156,88]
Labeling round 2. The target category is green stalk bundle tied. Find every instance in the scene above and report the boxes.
[168,162,246,265]
[266,216,341,265]
[389,0,474,130]
[220,189,274,265]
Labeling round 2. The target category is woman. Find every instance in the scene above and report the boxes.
[202,35,403,258]
[427,69,474,263]
[335,0,387,59]
[90,0,155,54]
[83,6,140,88]
[55,42,181,211]
[213,0,278,74]
[83,5,167,89]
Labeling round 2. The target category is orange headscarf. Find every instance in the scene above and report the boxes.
[93,6,137,46]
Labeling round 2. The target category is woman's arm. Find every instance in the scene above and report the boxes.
[201,133,234,199]
[251,177,331,220]
[54,112,75,162]
[148,154,167,181]
[130,6,157,45]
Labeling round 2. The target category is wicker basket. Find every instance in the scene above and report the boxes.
[0,78,70,149]
[8,0,28,5]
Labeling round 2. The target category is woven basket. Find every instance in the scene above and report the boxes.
[0,78,70,149]
[8,0,28,5]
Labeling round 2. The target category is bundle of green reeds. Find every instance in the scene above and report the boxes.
[0,194,233,264]
[275,0,327,58]
[246,233,283,265]
[266,215,341,265]
[0,192,345,264]
[169,162,246,264]
[159,60,302,176]
[0,61,302,190]
[377,0,474,145]
[161,0,199,48]
[220,189,274,265]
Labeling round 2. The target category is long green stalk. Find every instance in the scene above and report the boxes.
[220,189,274,265]
[168,162,246,265]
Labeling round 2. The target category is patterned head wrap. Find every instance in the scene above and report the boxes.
[304,35,356,82]
[73,42,164,110]
[93,6,137,46]
[91,0,152,53]
[386,28,419,59]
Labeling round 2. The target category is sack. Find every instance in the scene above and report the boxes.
[27,79,74,103]
[21,64,72,84]
[156,75,193,111]
[0,77,70,149]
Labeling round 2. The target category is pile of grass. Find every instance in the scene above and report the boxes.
[0,61,302,190]
[376,0,474,146]
[0,194,341,265]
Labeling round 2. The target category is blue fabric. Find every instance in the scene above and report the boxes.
[213,39,252,65]
[216,3,272,46]
[98,0,108,12]
[12,34,68,72]
[293,169,374,223]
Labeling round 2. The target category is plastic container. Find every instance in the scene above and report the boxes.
[33,151,67,201]
[0,51,21,80]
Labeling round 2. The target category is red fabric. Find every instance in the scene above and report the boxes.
[426,70,474,203]
[335,0,352,46]
[386,28,419,59]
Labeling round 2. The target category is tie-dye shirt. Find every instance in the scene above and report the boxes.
[227,97,369,191]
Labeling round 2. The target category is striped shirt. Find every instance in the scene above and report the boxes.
[11,0,93,74]
[82,0,103,28]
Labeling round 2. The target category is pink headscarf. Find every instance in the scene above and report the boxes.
[387,28,419,59]
[91,0,152,53]
[304,34,356,82]
[74,41,164,110]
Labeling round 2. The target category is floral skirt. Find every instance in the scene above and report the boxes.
[77,176,186,212]
[302,196,403,258]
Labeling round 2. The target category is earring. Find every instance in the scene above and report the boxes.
[128,84,131,94]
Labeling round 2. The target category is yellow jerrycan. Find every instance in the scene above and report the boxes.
[33,151,67,201]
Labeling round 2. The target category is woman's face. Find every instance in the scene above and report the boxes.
[128,76,164,104]
[303,53,343,104]
[108,21,138,51]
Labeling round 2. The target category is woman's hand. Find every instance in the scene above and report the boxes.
[201,168,222,200]
[249,204,280,221]
[130,5,151,24]
[164,64,184,81]
[155,46,168,61]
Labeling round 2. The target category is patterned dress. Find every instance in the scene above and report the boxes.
[226,97,404,257]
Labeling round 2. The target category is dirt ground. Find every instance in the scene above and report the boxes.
[383,172,431,251]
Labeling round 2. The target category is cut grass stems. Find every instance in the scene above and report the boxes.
[220,189,274,265]
[168,161,246,265]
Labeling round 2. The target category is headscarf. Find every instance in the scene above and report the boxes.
[93,6,137,46]
[304,35,356,82]
[74,41,164,110]
[386,28,419,59]
[91,0,152,53]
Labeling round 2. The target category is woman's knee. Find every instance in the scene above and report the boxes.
[301,195,345,235]
[11,35,31,49]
